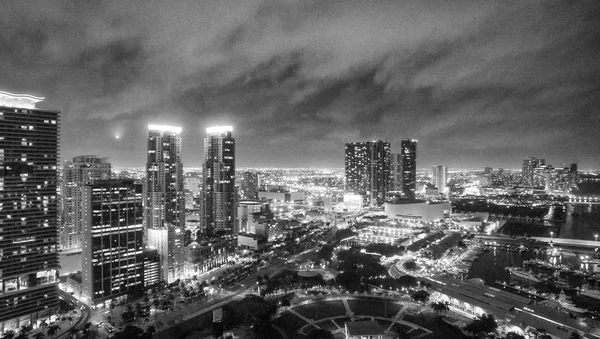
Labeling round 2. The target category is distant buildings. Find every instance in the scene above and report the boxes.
[184,239,235,277]
[400,139,417,198]
[344,140,391,205]
[81,179,148,306]
[384,197,450,222]
[61,155,111,250]
[240,171,259,200]
[0,91,60,331]
[145,125,185,283]
[201,126,236,235]
[521,156,545,187]
[431,165,448,193]
[390,153,402,191]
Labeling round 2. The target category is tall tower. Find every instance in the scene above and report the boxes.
[344,140,391,205]
[390,153,402,191]
[61,155,111,250]
[145,125,185,283]
[521,156,544,187]
[81,179,144,305]
[201,126,236,235]
[0,91,60,331]
[431,165,448,192]
[400,139,417,198]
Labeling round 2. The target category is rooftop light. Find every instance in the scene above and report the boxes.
[0,90,44,109]
[206,125,233,134]
[148,125,182,133]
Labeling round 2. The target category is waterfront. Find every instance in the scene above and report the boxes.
[498,203,600,240]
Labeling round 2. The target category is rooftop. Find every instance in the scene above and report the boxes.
[345,321,386,335]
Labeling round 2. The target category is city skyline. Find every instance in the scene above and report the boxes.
[1,1,599,169]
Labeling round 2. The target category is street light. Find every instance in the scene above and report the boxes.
[595,234,598,242]
[550,231,554,240]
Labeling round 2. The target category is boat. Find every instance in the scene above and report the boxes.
[549,278,573,290]
[508,268,542,283]
[557,290,587,314]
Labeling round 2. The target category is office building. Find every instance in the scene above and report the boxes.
[0,91,60,332]
[145,125,185,283]
[431,165,448,192]
[61,155,111,250]
[400,139,417,198]
[237,201,264,233]
[81,179,144,306]
[521,156,545,187]
[390,153,402,191]
[344,140,390,205]
[201,126,236,235]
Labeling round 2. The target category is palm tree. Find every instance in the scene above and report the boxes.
[1,330,16,339]
[47,325,60,338]
[33,333,45,339]
[69,328,79,338]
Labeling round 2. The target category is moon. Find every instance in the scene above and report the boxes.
[115,135,120,140]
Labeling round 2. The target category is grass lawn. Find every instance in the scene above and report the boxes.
[348,298,402,318]
[293,300,347,319]
[273,312,310,332]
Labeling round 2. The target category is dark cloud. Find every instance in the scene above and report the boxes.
[1,0,599,169]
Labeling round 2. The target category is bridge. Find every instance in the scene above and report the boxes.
[476,234,600,250]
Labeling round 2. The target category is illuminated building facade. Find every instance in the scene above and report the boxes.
[240,171,259,200]
[145,125,185,282]
[521,156,544,187]
[237,201,264,233]
[0,92,60,332]
[183,239,235,277]
[201,126,236,235]
[344,140,391,205]
[400,139,417,198]
[61,155,111,250]
[81,180,144,306]
[431,165,447,192]
[390,153,402,191]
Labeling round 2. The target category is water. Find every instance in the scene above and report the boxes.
[498,203,600,240]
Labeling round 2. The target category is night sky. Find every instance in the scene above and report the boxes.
[1,1,599,169]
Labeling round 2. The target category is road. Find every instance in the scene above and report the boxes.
[57,289,91,338]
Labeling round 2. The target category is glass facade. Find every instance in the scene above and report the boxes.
[0,104,60,331]
[81,180,144,305]
[344,140,391,205]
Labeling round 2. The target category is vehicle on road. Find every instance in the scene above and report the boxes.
[105,324,115,333]
[97,321,105,328]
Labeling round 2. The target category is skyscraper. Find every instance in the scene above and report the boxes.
[521,156,545,187]
[431,165,448,192]
[201,126,236,235]
[0,91,60,331]
[240,171,259,200]
[145,125,185,283]
[344,140,391,205]
[81,179,144,305]
[390,153,402,192]
[400,139,417,198]
[61,155,111,250]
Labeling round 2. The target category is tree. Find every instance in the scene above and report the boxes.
[236,295,277,335]
[1,331,16,339]
[47,325,61,338]
[33,333,45,339]
[570,332,583,339]
[464,314,498,335]
[411,290,430,304]
[58,299,74,315]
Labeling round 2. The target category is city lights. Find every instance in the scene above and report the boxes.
[148,124,182,133]
[0,90,44,109]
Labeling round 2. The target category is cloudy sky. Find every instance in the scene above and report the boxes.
[2,0,599,169]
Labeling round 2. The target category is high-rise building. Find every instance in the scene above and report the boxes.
[431,165,448,192]
[145,125,185,283]
[521,156,545,187]
[344,140,391,205]
[240,171,259,200]
[0,91,60,331]
[61,155,111,250]
[400,139,417,198]
[81,179,145,305]
[390,153,402,192]
[201,126,236,235]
